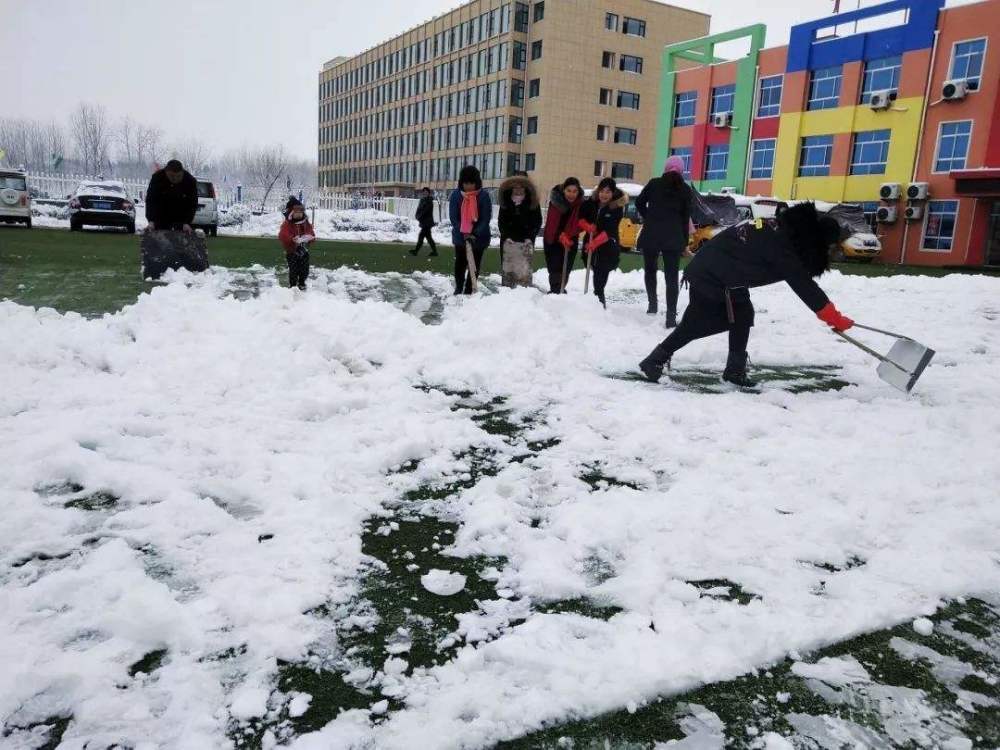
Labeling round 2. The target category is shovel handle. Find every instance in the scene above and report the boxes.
[851,323,912,341]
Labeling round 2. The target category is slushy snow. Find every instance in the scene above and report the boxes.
[1,262,999,748]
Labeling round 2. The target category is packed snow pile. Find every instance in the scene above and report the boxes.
[421,569,468,596]
[1,265,999,749]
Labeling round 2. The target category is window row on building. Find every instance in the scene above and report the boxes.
[321,116,514,166]
[598,87,641,110]
[322,151,520,188]
[321,79,519,145]
[672,40,987,127]
[596,125,639,145]
[321,3,536,99]
[604,12,647,37]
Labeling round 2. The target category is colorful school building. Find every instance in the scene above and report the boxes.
[653,0,1000,267]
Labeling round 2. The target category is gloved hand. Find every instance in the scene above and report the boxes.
[577,220,596,235]
[817,302,854,332]
[558,232,572,251]
[585,232,609,254]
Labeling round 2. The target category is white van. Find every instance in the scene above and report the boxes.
[0,169,32,228]
[193,178,219,236]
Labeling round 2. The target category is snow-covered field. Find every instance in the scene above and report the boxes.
[1,264,999,749]
[31,205,472,246]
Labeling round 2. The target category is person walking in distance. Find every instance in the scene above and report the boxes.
[636,156,693,327]
[578,177,626,308]
[541,177,586,294]
[144,159,198,233]
[638,202,853,389]
[278,196,315,290]
[411,187,438,257]
[449,165,492,295]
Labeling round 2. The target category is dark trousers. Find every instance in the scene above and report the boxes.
[643,246,683,314]
[643,285,754,368]
[589,246,620,302]
[414,226,437,254]
[454,242,486,294]
[544,243,577,293]
[286,250,310,288]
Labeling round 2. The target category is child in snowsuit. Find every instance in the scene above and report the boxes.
[449,165,493,295]
[638,202,854,388]
[542,177,586,294]
[578,177,626,308]
[278,197,315,290]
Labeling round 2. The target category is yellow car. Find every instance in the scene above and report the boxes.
[619,197,643,251]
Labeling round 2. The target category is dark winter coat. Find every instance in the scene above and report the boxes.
[415,196,436,228]
[542,185,586,250]
[585,187,627,247]
[683,203,832,312]
[449,189,493,250]
[145,168,199,229]
[635,176,692,252]
[497,175,543,245]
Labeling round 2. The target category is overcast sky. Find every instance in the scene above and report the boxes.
[1,0,977,162]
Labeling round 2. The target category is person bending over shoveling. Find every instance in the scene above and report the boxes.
[638,202,854,389]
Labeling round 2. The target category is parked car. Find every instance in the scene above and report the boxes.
[68,181,136,233]
[814,201,882,262]
[0,168,32,228]
[193,178,218,236]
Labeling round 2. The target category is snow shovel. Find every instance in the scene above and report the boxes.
[835,323,935,393]
[465,238,478,293]
[583,234,593,294]
[560,245,570,294]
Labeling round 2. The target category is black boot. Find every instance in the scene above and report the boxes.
[597,291,607,309]
[665,311,677,328]
[646,297,658,315]
[722,352,758,389]
[410,248,419,256]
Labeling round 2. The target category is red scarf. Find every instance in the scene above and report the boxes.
[460,190,480,234]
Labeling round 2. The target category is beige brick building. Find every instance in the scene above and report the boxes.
[318,0,709,197]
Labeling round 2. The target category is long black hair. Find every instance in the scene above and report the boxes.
[661,171,686,193]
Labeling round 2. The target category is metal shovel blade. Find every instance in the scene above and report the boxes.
[877,338,936,393]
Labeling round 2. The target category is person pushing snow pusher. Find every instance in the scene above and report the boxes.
[638,202,853,389]
[278,196,315,290]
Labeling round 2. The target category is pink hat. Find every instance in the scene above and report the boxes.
[664,155,686,175]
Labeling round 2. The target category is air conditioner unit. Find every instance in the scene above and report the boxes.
[942,79,969,101]
[880,183,902,200]
[877,206,898,224]
[869,90,894,111]
[907,182,930,200]
[712,112,733,128]
[905,204,924,221]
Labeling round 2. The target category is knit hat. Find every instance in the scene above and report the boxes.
[664,155,686,175]
[283,196,304,218]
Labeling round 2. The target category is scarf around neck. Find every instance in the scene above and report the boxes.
[460,190,480,235]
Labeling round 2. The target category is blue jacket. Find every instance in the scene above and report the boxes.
[449,190,493,250]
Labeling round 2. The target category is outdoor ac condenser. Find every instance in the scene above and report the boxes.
[877,206,898,224]
[711,112,733,128]
[904,205,924,221]
[869,90,894,110]
[942,79,969,101]
[907,183,930,200]
[880,183,902,200]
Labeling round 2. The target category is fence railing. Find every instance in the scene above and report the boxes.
[23,172,498,223]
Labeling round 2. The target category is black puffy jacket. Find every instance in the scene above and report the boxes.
[684,214,830,312]
[635,176,692,252]
[498,175,543,244]
[145,169,198,229]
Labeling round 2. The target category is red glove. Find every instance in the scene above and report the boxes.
[558,232,573,250]
[577,220,596,235]
[817,302,854,332]
[585,232,609,254]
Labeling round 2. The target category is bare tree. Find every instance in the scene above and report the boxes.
[0,119,30,168]
[43,120,67,171]
[137,124,163,170]
[168,138,212,175]
[242,145,289,212]
[69,102,111,175]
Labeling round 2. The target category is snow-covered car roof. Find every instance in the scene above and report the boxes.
[75,181,128,197]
